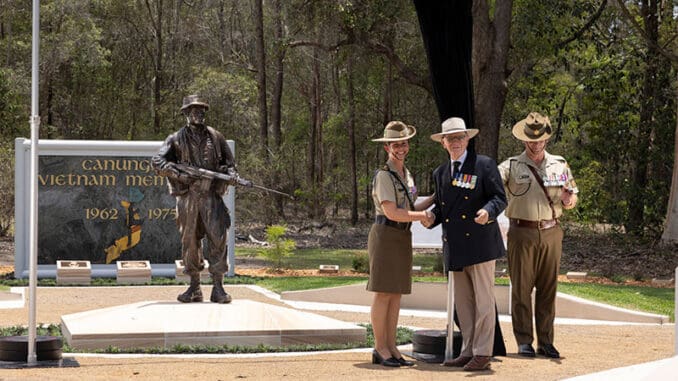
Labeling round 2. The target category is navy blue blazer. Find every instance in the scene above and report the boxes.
[430,152,507,271]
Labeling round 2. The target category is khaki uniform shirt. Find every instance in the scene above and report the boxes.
[498,151,578,221]
[372,161,417,216]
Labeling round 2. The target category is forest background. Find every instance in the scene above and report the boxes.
[0,0,677,248]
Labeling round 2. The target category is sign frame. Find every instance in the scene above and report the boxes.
[14,138,237,278]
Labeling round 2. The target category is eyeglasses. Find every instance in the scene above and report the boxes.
[443,134,467,142]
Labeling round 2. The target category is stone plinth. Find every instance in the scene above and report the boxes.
[566,271,588,280]
[116,260,151,284]
[174,260,210,282]
[56,260,92,285]
[60,299,366,350]
[318,265,339,274]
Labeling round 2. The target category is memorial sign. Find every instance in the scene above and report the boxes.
[14,139,236,278]
[38,155,179,264]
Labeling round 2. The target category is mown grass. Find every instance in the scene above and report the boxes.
[235,247,441,273]
[557,282,674,322]
[256,276,367,293]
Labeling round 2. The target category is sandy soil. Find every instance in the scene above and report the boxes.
[0,285,674,380]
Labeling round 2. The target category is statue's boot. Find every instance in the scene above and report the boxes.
[210,274,232,304]
[177,275,203,303]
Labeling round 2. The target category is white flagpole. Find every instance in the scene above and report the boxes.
[444,270,455,362]
[27,0,40,365]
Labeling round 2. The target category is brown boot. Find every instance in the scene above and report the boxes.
[442,356,472,367]
[177,275,203,303]
[463,356,491,371]
[210,274,232,304]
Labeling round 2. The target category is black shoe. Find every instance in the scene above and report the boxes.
[372,350,400,367]
[517,344,536,357]
[396,357,415,366]
[537,344,560,358]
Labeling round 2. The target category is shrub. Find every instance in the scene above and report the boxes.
[352,253,369,273]
[258,225,296,269]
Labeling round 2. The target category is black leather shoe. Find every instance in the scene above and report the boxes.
[396,357,415,366]
[372,350,400,367]
[537,344,560,358]
[517,344,536,357]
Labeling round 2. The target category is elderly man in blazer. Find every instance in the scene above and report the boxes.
[426,117,507,371]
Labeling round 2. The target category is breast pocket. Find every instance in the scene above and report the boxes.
[507,168,532,196]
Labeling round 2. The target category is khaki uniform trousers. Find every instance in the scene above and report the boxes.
[507,224,563,347]
[454,260,497,357]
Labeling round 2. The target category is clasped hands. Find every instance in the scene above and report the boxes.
[421,208,490,227]
[420,210,435,227]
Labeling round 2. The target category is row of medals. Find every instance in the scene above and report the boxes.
[451,173,478,189]
[452,173,571,190]
[542,173,569,187]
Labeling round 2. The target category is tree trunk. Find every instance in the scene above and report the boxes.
[271,0,285,217]
[347,53,358,225]
[149,0,163,134]
[626,0,658,235]
[661,81,678,243]
[312,48,323,218]
[253,0,269,157]
[472,0,512,160]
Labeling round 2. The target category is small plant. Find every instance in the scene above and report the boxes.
[351,253,369,273]
[259,225,296,269]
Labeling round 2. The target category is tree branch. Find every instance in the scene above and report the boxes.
[613,0,678,64]
[288,34,432,94]
[556,0,608,50]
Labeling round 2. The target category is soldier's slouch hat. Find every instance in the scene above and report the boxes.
[512,112,552,142]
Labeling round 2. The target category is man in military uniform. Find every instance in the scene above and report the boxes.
[152,95,241,304]
[498,112,579,359]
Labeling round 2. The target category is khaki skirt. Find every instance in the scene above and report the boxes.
[366,223,413,294]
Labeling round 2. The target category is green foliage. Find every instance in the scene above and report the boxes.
[0,0,676,237]
[258,225,296,269]
[0,323,415,354]
[351,252,369,273]
[362,323,413,347]
[0,323,62,337]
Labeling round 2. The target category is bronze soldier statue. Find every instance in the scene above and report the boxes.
[152,95,248,303]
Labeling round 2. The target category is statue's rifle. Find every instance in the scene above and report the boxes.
[173,163,295,200]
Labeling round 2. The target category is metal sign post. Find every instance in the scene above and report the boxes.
[27,0,40,365]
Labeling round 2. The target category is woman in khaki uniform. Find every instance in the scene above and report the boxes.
[368,121,434,367]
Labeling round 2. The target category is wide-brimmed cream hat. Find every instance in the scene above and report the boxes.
[371,121,417,142]
[512,112,552,142]
[430,117,479,142]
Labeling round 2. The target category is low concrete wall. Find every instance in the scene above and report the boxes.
[281,282,669,324]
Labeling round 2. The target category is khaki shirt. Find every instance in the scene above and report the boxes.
[372,161,417,216]
[498,151,578,221]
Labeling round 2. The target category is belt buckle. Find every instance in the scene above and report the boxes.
[539,220,555,230]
